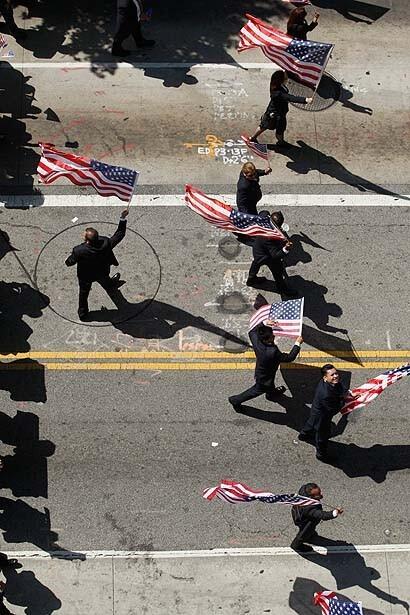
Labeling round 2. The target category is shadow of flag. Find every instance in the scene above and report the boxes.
[302,323,363,365]
[0,230,18,261]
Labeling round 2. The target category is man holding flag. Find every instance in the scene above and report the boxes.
[65,210,129,321]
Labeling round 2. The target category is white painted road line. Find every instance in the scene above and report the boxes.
[3,61,278,70]
[4,544,410,559]
[1,194,409,208]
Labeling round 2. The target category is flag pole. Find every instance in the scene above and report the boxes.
[126,175,137,212]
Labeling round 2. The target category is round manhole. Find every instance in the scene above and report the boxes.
[217,292,248,314]
[288,72,341,112]
[33,221,161,326]
[218,235,241,260]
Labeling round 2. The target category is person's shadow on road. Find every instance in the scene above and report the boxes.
[276,141,409,201]
[310,0,389,24]
[297,539,409,611]
[3,564,62,615]
[289,577,383,614]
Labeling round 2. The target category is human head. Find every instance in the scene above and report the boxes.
[241,161,257,180]
[270,70,287,92]
[321,363,340,384]
[288,7,307,26]
[84,227,99,244]
[304,482,323,500]
[271,211,284,228]
[258,325,275,345]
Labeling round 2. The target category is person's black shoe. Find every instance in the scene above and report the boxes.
[249,137,259,143]
[78,311,89,322]
[135,38,156,48]
[246,276,268,287]
[112,46,131,57]
[228,396,242,412]
[291,544,314,553]
[265,386,286,401]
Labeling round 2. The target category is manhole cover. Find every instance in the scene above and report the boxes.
[218,235,241,260]
[288,72,341,112]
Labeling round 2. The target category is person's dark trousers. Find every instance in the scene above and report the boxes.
[230,382,271,405]
[113,8,143,48]
[266,261,290,293]
[0,1,19,37]
[78,276,126,318]
[300,411,333,456]
[290,520,318,550]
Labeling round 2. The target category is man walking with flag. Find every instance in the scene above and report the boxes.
[290,483,343,552]
[65,210,129,321]
[236,162,272,216]
[228,318,303,410]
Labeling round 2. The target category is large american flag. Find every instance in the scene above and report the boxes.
[241,134,269,161]
[249,298,304,337]
[185,185,285,240]
[341,363,410,415]
[238,14,333,88]
[37,144,139,202]
[314,592,362,615]
[203,480,320,506]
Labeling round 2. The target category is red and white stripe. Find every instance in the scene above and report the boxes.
[37,144,135,201]
[314,590,337,615]
[238,14,332,87]
[185,185,285,240]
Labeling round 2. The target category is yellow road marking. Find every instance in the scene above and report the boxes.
[0,361,405,370]
[1,350,409,360]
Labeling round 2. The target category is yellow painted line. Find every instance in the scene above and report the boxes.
[0,361,404,370]
[1,350,409,359]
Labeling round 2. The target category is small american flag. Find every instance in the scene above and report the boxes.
[0,34,7,49]
[241,134,269,161]
[341,363,410,415]
[281,0,311,4]
[37,143,139,202]
[185,185,285,240]
[203,480,320,506]
[314,592,362,615]
[238,14,333,88]
[249,298,304,338]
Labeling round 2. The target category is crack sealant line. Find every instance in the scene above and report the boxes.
[1,194,410,207]
[2,545,410,560]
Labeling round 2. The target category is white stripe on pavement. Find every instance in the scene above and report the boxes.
[1,193,409,208]
[4,62,277,70]
[3,544,410,559]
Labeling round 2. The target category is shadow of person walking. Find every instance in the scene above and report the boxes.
[297,539,409,611]
[310,1,390,24]
[3,565,62,615]
[276,141,410,201]
[289,577,384,615]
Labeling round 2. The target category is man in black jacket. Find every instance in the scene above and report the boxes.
[228,325,302,409]
[65,211,129,321]
[236,162,272,216]
[246,211,296,296]
[112,0,155,57]
[290,483,343,552]
[299,364,350,461]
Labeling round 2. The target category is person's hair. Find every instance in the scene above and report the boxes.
[321,363,335,376]
[254,293,268,311]
[287,7,307,29]
[271,211,284,227]
[242,161,256,175]
[304,482,319,496]
[270,70,287,93]
[85,227,99,244]
[258,325,275,344]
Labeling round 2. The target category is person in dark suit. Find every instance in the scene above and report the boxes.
[65,211,129,321]
[290,483,343,552]
[0,0,26,40]
[228,325,302,409]
[299,364,352,460]
[287,7,319,41]
[112,0,155,57]
[236,162,272,216]
[250,70,312,146]
[246,211,296,296]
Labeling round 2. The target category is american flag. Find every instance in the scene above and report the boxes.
[37,143,139,202]
[249,298,304,338]
[185,185,285,240]
[341,363,410,415]
[314,592,362,615]
[281,0,311,4]
[241,134,269,161]
[203,480,320,506]
[238,14,333,88]
[0,34,7,49]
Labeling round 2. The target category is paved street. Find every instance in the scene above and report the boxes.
[0,0,409,613]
